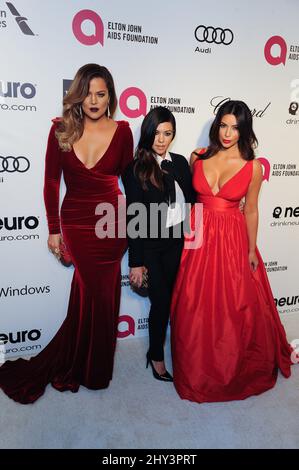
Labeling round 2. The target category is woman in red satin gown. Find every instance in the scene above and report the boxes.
[171,100,292,403]
[0,64,133,404]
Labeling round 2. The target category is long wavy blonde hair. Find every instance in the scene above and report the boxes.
[56,64,117,151]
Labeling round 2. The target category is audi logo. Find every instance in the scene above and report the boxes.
[194,25,234,45]
[0,156,30,173]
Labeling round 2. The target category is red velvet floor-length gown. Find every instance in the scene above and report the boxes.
[171,157,292,403]
[0,120,133,404]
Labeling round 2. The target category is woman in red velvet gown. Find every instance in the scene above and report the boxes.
[171,100,292,403]
[0,64,133,404]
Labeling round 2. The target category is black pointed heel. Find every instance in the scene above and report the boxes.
[146,353,173,382]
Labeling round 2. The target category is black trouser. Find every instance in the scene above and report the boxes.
[144,238,184,361]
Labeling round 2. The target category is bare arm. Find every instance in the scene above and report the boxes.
[244,160,263,271]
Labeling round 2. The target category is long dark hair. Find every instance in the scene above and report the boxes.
[134,106,176,190]
[196,100,258,161]
[56,63,117,151]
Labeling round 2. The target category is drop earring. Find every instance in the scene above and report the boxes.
[107,102,110,119]
[79,106,83,120]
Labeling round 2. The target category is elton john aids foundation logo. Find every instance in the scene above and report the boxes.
[264,36,287,66]
[264,36,299,66]
[257,157,270,182]
[72,9,104,46]
[118,315,135,338]
[72,10,158,47]
[119,87,147,118]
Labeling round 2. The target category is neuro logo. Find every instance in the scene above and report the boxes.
[119,87,147,118]
[272,206,299,219]
[6,2,35,36]
[273,206,299,219]
[275,296,299,308]
[118,315,135,338]
[273,207,282,218]
[0,81,36,99]
[0,329,41,344]
[72,10,104,46]
[257,157,270,182]
[264,36,287,66]
[289,102,298,116]
[0,216,39,230]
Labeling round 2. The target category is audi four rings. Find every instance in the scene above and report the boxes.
[0,156,30,173]
[194,26,234,45]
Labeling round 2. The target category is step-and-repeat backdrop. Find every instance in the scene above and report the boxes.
[0,0,298,358]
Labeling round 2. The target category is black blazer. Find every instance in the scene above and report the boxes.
[123,152,195,267]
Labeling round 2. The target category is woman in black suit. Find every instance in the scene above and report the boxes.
[123,107,194,381]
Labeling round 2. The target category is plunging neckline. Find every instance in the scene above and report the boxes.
[201,159,249,196]
[72,122,119,170]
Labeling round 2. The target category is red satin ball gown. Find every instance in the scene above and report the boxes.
[171,157,292,403]
[0,120,133,404]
